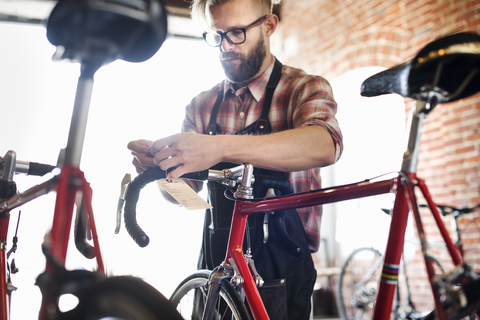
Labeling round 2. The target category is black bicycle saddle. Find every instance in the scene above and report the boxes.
[46,0,168,64]
[361,32,480,103]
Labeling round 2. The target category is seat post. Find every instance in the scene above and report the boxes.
[63,61,104,167]
[401,100,427,174]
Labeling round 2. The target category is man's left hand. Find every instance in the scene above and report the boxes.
[150,132,223,180]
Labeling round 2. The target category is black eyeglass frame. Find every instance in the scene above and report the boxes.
[202,15,269,47]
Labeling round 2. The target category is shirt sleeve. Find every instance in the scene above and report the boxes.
[291,75,344,162]
[181,100,198,133]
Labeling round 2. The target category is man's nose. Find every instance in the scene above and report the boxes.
[220,37,235,52]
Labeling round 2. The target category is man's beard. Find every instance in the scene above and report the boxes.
[220,36,266,83]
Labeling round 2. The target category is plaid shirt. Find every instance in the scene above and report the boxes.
[182,56,343,252]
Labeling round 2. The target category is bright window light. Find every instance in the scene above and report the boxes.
[0,22,224,319]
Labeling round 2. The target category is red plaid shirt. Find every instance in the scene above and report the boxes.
[182,56,343,252]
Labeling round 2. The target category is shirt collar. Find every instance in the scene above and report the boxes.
[222,55,276,102]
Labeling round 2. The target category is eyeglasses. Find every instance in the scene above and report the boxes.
[203,15,269,47]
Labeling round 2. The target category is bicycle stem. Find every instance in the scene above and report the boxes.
[0,151,16,183]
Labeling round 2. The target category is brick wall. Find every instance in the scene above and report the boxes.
[274,0,480,312]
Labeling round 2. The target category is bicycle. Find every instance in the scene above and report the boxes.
[336,203,480,320]
[433,204,480,271]
[122,32,480,320]
[336,213,446,320]
[0,0,185,319]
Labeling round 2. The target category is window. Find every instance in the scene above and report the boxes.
[321,67,407,261]
[0,22,224,318]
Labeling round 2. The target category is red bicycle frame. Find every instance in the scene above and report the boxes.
[0,164,106,320]
[48,166,104,273]
[0,68,106,320]
[222,170,462,320]
[36,166,105,320]
[0,216,10,319]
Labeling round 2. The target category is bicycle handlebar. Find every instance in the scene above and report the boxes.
[25,162,58,176]
[419,203,480,218]
[123,166,303,257]
[438,204,480,217]
[0,157,57,178]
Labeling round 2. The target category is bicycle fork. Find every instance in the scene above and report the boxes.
[202,164,270,320]
[203,264,236,320]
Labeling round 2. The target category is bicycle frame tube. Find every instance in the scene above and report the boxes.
[237,178,396,215]
[228,170,463,320]
[225,200,270,320]
[48,166,105,273]
[223,177,395,320]
[412,176,462,320]
[0,236,8,320]
[0,206,10,320]
[48,166,78,267]
[0,152,18,320]
[373,180,410,320]
[418,179,463,265]
[48,64,103,272]
[40,68,104,319]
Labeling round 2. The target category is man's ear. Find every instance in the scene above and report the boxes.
[264,14,278,37]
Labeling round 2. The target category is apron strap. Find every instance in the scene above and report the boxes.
[207,58,283,136]
[207,90,223,135]
[256,58,283,134]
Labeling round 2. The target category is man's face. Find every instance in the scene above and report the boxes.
[209,0,268,83]
[220,34,266,83]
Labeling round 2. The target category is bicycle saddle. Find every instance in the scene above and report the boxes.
[46,0,168,64]
[361,32,480,103]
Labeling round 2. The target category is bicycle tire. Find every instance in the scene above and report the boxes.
[418,276,480,320]
[397,254,446,319]
[170,270,251,320]
[337,248,447,320]
[337,247,383,320]
[59,276,183,320]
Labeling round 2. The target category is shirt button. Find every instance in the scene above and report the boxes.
[239,112,245,119]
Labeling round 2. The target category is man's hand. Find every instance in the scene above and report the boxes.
[132,126,335,180]
[150,132,223,180]
[127,139,155,173]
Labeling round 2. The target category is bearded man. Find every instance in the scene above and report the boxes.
[128,0,343,318]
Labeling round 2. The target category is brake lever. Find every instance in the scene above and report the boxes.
[115,173,131,234]
[263,188,276,244]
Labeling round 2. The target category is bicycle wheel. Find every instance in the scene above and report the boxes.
[337,247,383,320]
[400,254,446,318]
[60,276,184,320]
[170,270,251,320]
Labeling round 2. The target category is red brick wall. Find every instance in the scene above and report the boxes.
[275,0,480,312]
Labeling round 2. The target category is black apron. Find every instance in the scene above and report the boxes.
[197,59,316,320]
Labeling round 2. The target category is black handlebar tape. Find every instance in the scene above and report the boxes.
[124,167,210,247]
[28,162,57,176]
[74,199,96,259]
[124,167,167,247]
[253,172,294,195]
[180,170,209,181]
[272,210,303,258]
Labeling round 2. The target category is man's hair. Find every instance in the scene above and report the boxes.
[191,0,281,24]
